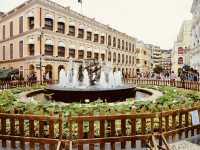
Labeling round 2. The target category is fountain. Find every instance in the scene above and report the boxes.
[45,59,136,102]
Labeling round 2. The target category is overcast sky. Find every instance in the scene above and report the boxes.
[0,0,193,49]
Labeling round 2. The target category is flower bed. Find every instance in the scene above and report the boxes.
[0,84,200,139]
[0,85,200,116]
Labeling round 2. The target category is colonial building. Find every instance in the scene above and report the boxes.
[0,0,136,81]
[161,49,172,74]
[190,0,200,72]
[171,20,192,75]
[145,44,162,71]
[135,41,151,74]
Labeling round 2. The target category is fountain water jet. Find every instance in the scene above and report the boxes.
[45,59,136,102]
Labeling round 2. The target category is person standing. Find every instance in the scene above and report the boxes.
[180,71,186,88]
[170,71,176,86]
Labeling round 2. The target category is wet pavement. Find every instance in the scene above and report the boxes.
[170,135,200,150]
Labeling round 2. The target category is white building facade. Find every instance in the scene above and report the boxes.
[191,0,200,72]
[171,20,192,75]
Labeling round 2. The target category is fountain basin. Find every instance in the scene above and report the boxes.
[45,85,136,102]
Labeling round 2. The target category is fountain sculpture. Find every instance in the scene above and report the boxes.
[45,58,136,102]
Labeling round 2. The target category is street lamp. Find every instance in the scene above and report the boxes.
[39,31,44,84]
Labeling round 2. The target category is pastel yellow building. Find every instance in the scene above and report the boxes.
[135,41,151,74]
[0,0,136,81]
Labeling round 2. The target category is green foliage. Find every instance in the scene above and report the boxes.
[0,85,200,116]
[0,85,200,138]
[153,65,163,74]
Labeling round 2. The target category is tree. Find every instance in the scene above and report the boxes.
[153,65,163,74]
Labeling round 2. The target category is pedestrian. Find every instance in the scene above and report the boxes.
[170,71,176,86]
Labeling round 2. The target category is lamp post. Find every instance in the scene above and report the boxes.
[39,31,44,84]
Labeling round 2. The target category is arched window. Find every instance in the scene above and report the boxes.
[178,47,184,54]
[45,65,53,80]
[178,57,183,64]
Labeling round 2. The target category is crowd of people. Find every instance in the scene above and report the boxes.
[136,70,199,82]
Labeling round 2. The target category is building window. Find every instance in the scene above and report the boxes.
[87,51,92,58]
[118,54,121,63]
[100,36,105,44]
[178,47,184,54]
[122,54,124,64]
[68,26,75,36]
[122,40,124,50]
[78,29,84,38]
[108,35,111,46]
[144,61,147,66]
[10,21,13,37]
[94,53,99,60]
[136,59,140,64]
[132,44,135,52]
[129,56,131,64]
[78,50,84,59]
[113,52,116,63]
[45,45,53,56]
[19,41,23,58]
[126,42,128,51]
[132,56,134,65]
[129,43,131,51]
[113,37,116,47]
[3,46,5,60]
[108,52,111,62]
[10,44,13,59]
[86,31,92,41]
[126,55,128,64]
[58,46,65,57]
[28,17,34,30]
[94,34,99,42]
[144,51,147,55]
[69,49,75,58]
[178,57,183,64]
[19,16,23,34]
[57,22,65,34]
[3,25,5,40]
[118,39,121,49]
[44,18,53,30]
[101,54,105,61]
[29,44,35,56]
